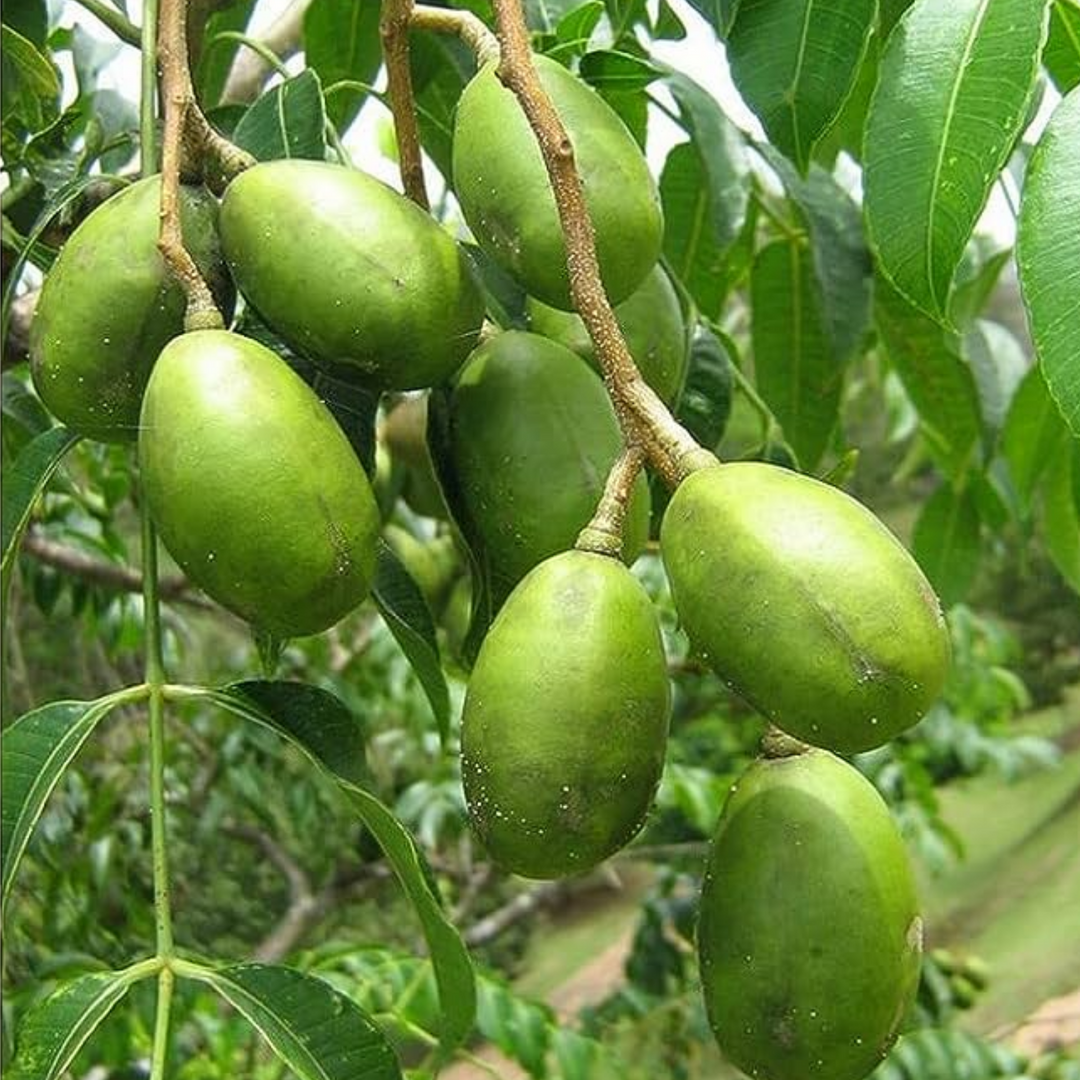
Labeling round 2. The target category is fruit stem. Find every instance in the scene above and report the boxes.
[410,5,501,67]
[761,725,811,759]
[381,0,430,209]
[575,445,645,558]
[487,0,716,489]
[157,0,227,330]
[139,0,159,174]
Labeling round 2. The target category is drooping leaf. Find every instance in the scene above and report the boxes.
[874,277,983,479]
[578,49,662,90]
[7,968,146,1080]
[1044,0,1080,92]
[372,541,451,748]
[864,0,1049,321]
[194,964,402,1080]
[1,691,143,919]
[233,70,327,161]
[194,0,257,107]
[1,25,60,132]
[948,238,1013,330]
[681,0,741,37]
[751,238,840,470]
[961,318,1028,436]
[758,145,873,361]
[726,0,876,172]
[813,31,880,166]
[1002,362,1070,510]
[1042,446,1080,592]
[194,681,476,1052]
[303,0,381,131]
[913,484,981,605]
[676,324,735,450]
[1017,84,1080,436]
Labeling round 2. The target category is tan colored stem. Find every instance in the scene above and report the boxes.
[411,4,500,66]
[575,446,646,558]
[157,0,232,330]
[381,0,429,209]
[488,0,715,488]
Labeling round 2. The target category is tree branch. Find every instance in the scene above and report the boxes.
[488,0,714,488]
[381,0,428,209]
[410,5,500,65]
[463,880,570,947]
[576,445,645,558]
[220,0,311,105]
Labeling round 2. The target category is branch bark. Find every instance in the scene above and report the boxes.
[381,0,428,209]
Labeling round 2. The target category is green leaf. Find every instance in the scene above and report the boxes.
[194,964,401,1080]
[751,238,840,470]
[372,541,451,748]
[195,0,258,108]
[1,25,60,131]
[912,484,981,605]
[874,277,983,479]
[8,967,145,1080]
[303,0,381,131]
[961,318,1028,436]
[410,34,472,181]
[556,1,605,51]
[578,49,662,90]
[682,0,741,38]
[864,0,1049,321]
[676,324,735,450]
[726,0,876,172]
[1003,363,1070,510]
[813,31,880,166]
[1043,445,1080,592]
[879,0,915,41]
[1044,0,1080,92]
[1,691,141,920]
[194,682,476,1053]
[948,238,1012,330]
[1,426,80,614]
[758,146,873,361]
[233,70,327,161]
[1017,85,1080,437]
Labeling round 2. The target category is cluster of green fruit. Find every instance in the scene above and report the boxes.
[27,52,950,1080]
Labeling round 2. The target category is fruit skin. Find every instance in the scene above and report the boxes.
[453,55,663,310]
[30,176,232,442]
[699,748,922,1080]
[444,331,650,608]
[461,550,671,878]
[526,266,688,404]
[660,463,949,753]
[139,330,379,637]
[220,160,484,389]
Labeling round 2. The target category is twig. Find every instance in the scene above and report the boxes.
[381,0,428,209]
[221,0,311,105]
[72,0,142,46]
[488,0,713,488]
[575,445,645,558]
[463,880,569,947]
[410,5,500,65]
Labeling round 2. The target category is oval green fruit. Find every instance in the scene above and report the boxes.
[699,748,922,1080]
[453,55,663,310]
[526,266,688,404]
[462,550,671,878]
[30,176,232,442]
[660,463,949,752]
[220,160,485,389]
[139,329,379,637]
[444,331,650,607]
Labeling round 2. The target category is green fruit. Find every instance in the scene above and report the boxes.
[444,331,650,607]
[526,266,688,404]
[462,550,671,878]
[139,330,379,637]
[699,748,922,1080]
[660,463,949,753]
[30,176,232,442]
[453,55,663,310]
[220,160,484,389]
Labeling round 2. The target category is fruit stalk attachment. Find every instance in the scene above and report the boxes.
[575,445,645,558]
[157,0,253,330]
[488,0,714,488]
[380,0,429,209]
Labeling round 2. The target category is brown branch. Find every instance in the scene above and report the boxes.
[221,0,311,104]
[463,880,570,947]
[576,445,645,558]
[410,5,500,65]
[381,0,429,209]
[22,532,210,607]
[488,0,715,488]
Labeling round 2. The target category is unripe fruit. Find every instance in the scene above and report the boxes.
[661,464,949,752]
[30,176,232,442]
[220,160,484,389]
[462,551,671,878]
[453,55,663,310]
[444,331,650,608]
[139,330,379,637]
[699,748,922,1080]
[526,266,688,404]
